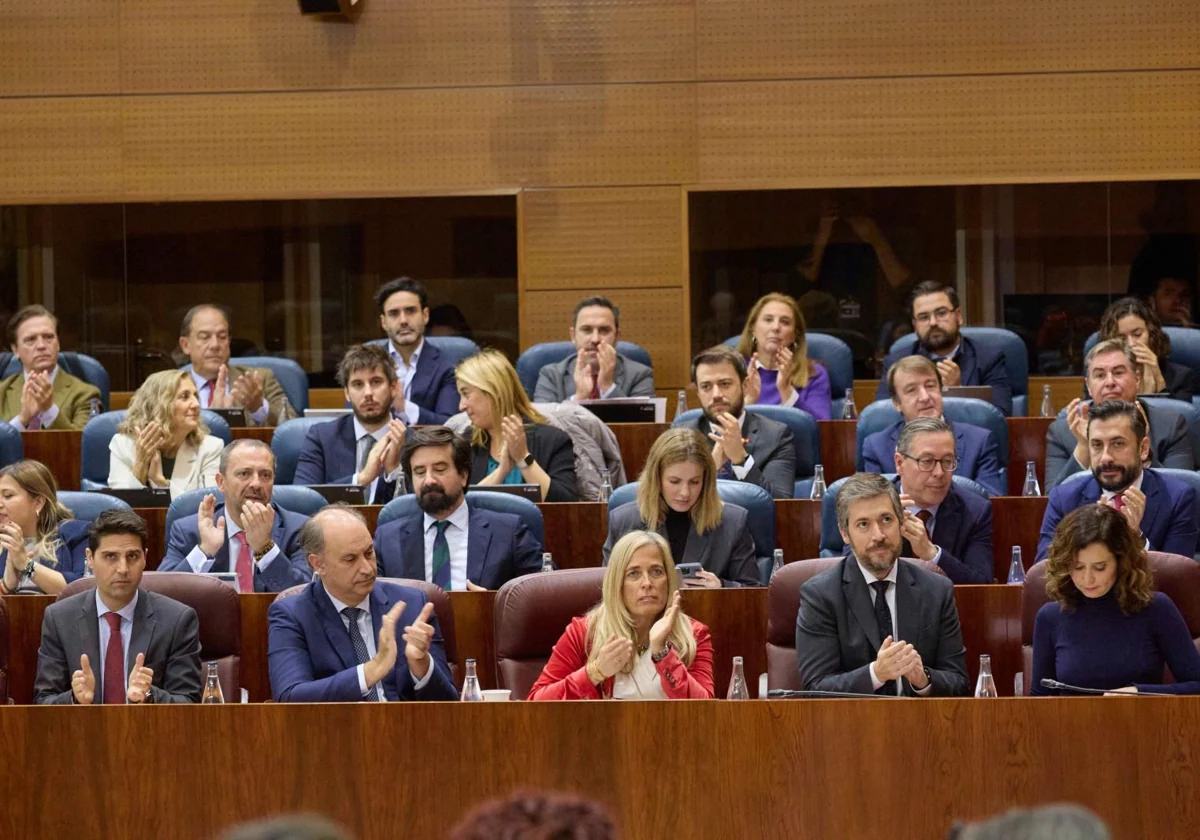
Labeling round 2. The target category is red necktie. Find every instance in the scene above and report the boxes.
[204,380,217,408]
[916,509,933,533]
[236,532,254,593]
[1112,493,1125,511]
[103,612,125,705]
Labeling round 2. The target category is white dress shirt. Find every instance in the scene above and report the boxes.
[899,483,943,566]
[724,411,756,479]
[9,366,60,431]
[1100,472,1150,548]
[856,559,932,697]
[388,340,424,425]
[190,369,269,425]
[323,586,433,698]
[423,499,471,591]
[183,507,282,589]
[96,589,140,696]
[612,650,669,700]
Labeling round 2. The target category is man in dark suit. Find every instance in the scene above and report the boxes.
[159,439,311,592]
[267,505,457,702]
[533,296,655,402]
[1037,400,1198,560]
[676,345,796,499]
[862,355,1004,495]
[34,509,202,704]
[376,276,460,424]
[875,281,1012,416]
[797,472,969,696]
[1045,338,1194,490]
[294,344,407,504]
[374,426,543,590]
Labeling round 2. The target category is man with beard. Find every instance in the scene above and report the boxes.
[160,439,312,592]
[1037,400,1197,561]
[375,277,460,423]
[294,345,406,504]
[875,281,1012,416]
[796,472,968,697]
[373,426,543,590]
[1045,338,1193,490]
[675,345,796,498]
[533,296,655,402]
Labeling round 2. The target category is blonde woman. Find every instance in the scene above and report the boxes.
[456,349,578,501]
[109,370,222,498]
[0,460,89,594]
[603,428,758,588]
[735,292,831,419]
[528,530,714,700]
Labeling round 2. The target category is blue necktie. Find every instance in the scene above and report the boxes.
[431,520,452,590]
[342,607,382,702]
[717,461,736,480]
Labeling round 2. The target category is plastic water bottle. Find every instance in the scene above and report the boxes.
[597,468,613,502]
[974,654,998,698]
[1007,546,1026,585]
[460,659,484,702]
[771,549,785,578]
[1022,462,1041,497]
[809,465,826,500]
[674,390,688,421]
[201,662,225,704]
[727,656,750,700]
[1040,384,1053,418]
[840,388,857,420]
[541,552,554,573]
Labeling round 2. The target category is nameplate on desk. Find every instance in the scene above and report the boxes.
[943,386,993,402]
[207,407,248,427]
[93,487,172,507]
[307,484,367,505]
[578,398,662,423]
[467,484,542,503]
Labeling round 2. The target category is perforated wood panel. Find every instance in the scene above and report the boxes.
[0,0,120,96]
[521,187,684,290]
[521,288,688,388]
[697,71,1200,187]
[120,0,695,94]
[0,99,123,204]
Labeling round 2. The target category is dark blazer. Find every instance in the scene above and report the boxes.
[373,502,543,590]
[875,334,1012,416]
[603,501,759,587]
[1044,400,1193,490]
[534,352,655,402]
[795,555,969,697]
[158,502,312,593]
[293,414,396,503]
[34,589,203,704]
[1161,360,1200,404]
[1037,468,1198,561]
[0,518,90,584]
[267,578,457,703]
[408,341,460,424]
[468,422,578,502]
[676,411,797,499]
[862,419,1004,496]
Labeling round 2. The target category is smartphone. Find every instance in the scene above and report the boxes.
[676,562,702,579]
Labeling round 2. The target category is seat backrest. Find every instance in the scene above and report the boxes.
[0,422,23,469]
[1143,397,1200,464]
[3,351,111,410]
[0,596,8,703]
[855,397,1010,471]
[1156,469,1200,560]
[366,335,481,368]
[271,416,339,484]
[493,567,605,698]
[60,571,242,699]
[672,406,819,479]
[515,341,652,398]
[165,485,327,536]
[57,490,132,522]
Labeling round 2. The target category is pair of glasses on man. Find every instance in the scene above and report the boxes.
[899,453,958,473]
[914,307,956,325]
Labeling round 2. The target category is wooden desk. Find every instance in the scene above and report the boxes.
[1006,417,1054,495]
[607,422,668,481]
[991,496,1050,583]
[774,498,822,561]
[20,429,82,490]
[818,419,857,482]
[3,698,1194,839]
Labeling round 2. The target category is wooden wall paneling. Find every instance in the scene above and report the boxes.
[697,0,1200,81]
[0,0,120,97]
[119,0,696,94]
[0,98,123,205]
[697,71,1200,187]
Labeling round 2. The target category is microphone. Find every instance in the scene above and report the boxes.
[767,688,899,699]
[1039,678,1175,697]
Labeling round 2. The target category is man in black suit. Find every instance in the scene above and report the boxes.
[796,472,969,697]
[677,345,796,499]
[34,509,202,704]
[875,280,1013,416]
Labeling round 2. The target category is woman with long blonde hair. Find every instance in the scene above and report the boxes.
[0,459,90,594]
[108,369,223,498]
[603,428,758,588]
[528,530,714,700]
[735,292,831,419]
[455,349,578,501]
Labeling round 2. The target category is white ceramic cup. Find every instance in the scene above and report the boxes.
[481,689,512,702]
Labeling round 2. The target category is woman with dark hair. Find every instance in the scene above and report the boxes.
[1097,296,1199,402]
[1031,504,1200,695]
[0,459,89,594]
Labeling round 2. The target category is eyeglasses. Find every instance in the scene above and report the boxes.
[914,307,955,325]
[900,453,958,473]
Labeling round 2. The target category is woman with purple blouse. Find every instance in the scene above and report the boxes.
[735,293,831,420]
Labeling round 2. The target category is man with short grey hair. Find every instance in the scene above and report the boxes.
[797,472,968,697]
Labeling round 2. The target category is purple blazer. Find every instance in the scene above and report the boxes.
[753,361,832,420]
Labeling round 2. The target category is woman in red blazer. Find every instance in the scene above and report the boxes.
[527,530,714,700]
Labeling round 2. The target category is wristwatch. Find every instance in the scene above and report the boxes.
[252,540,276,562]
[521,452,536,468]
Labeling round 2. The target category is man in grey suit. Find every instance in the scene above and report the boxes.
[34,509,202,704]
[677,345,796,498]
[1045,338,1194,490]
[533,296,655,402]
[796,473,968,697]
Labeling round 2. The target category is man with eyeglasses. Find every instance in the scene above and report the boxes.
[885,416,993,584]
[875,281,1012,416]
